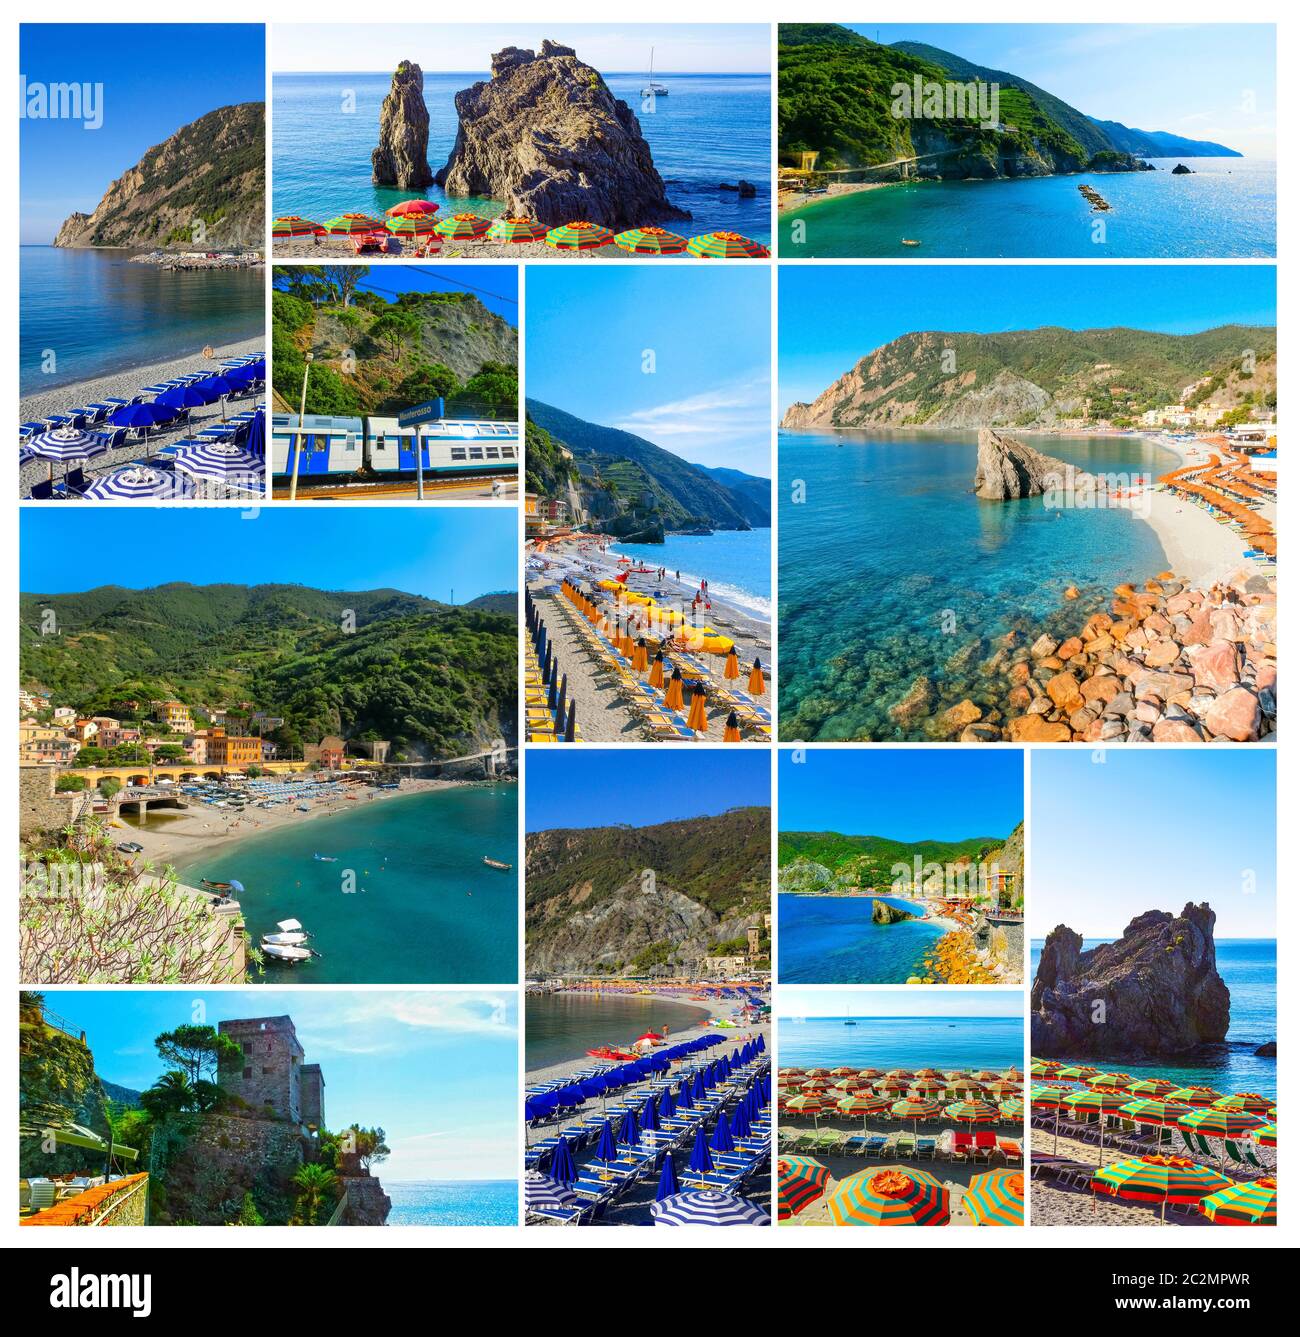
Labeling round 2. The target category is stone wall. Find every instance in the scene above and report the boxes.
[300,1064,325,1129]
[19,766,79,840]
[338,1175,392,1226]
[218,1017,303,1121]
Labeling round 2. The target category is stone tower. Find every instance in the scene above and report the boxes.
[219,1016,303,1122]
[300,1063,326,1130]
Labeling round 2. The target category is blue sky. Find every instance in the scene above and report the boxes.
[19,508,517,604]
[846,24,1276,158]
[40,990,518,1181]
[1033,750,1276,939]
[527,266,771,477]
[779,988,1023,1019]
[19,25,265,246]
[779,749,1022,841]
[780,265,1278,406]
[526,749,770,832]
[273,24,770,74]
[275,265,518,325]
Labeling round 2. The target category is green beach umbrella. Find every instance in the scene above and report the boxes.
[786,1093,825,1124]
[1166,1086,1223,1107]
[944,1100,999,1125]
[1254,1123,1277,1148]
[837,1093,891,1132]
[613,226,689,255]
[1199,1176,1277,1226]
[1120,1098,1192,1125]
[323,213,384,235]
[909,1079,946,1097]
[273,215,325,237]
[1030,1061,1062,1079]
[1178,1106,1265,1141]
[826,1166,950,1227]
[1212,1093,1273,1115]
[385,214,439,239]
[1127,1078,1176,1098]
[487,216,549,243]
[545,220,615,251]
[777,1156,830,1221]
[1093,1155,1232,1222]
[1086,1073,1134,1090]
[984,1080,1022,1099]
[964,1169,1025,1227]
[998,1097,1024,1121]
[1054,1065,1099,1082]
[1063,1088,1131,1163]
[1000,1066,1024,1082]
[434,212,491,239]
[686,229,770,258]
[1030,1086,1072,1106]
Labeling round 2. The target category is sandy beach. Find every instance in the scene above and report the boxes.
[527,534,772,742]
[117,776,479,881]
[20,335,266,498]
[778,180,892,215]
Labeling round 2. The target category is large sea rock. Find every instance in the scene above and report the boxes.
[372,61,433,189]
[973,427,1090,501]
[433,41,688,230]
[1031,902,1231,1057]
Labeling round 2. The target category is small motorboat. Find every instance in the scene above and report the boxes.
[260,940,320,963]
[901,238,922,247]
[262,918,310,946]
[313,853,338,862]
[482,857,512,871]
[202,878,245,895]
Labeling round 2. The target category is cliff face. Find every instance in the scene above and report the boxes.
[435,41,688,230]
[973,428,1086,500]
[372,61,434,189]
[53,103,265,250]
[1031,902,1231,1058]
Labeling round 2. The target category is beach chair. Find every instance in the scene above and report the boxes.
[916,1137,937,1160]
[1194,1133,1216,1159]
[894,1131,917,1158]
[27,479,60,501]
[1179,1129,1200,1156]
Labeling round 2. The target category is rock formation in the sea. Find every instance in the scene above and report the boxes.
[1254,1040,1277,1057]
[1031,902,1231,1058]
[871,899,918,925]
[973,428,1089,501]
[53,102,265,250]
[372,61,434,189]
[434,41,689,230]
[1171,163,1195,175]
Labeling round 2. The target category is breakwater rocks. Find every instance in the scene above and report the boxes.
[434,41,688,230]
[1078,183,1111,211]
[1032,903,1231,1058]
[372,61,434,189]
[973,427,1089,501]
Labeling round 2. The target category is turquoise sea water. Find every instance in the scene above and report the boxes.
[525,994,711,1070]
[1030,939,1276,1098]
[779,1014,1023,1073]
[778,429,1176,741]
[386,1179,518,1227]
[175,786,518,984]
[611,529,772,619]
[779,896,945,984]
[273,71,771,241]
[780,158,1276,259]
[20,248,264,396]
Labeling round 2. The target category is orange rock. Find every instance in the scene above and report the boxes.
[1063,585,1080,600]
[1080,673,1122,704]
[1046,671,1084,712]
[1009,715,1072,742]
[1057,637,1084,660]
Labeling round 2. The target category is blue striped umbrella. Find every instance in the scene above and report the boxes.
[173,443,264,485]
[651,1191,770,1227]
[524,1171,579,1212]
[28,427,106,462]
[81,466,181,500]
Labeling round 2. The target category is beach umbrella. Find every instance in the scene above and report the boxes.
[173,443,265,494]
[385,199,439,217]
[633,637,649,672]
[692,1070,707,1100]
[655,1153,681,1203]
[640,1094,660,1132]
[154,384,209,410]
[837,1093,890,1131]
[385,214,439,239]
[886,1069,915,1080]
[323,213,384,235]
[1213,1093,1273,1115]
[487,215,548,243]
[549,1137,578,1185]
[747,658,766,695]
[856,1069,884,1081]
[1178,1106,1265,1144]
[972,1071,1002,1083]
[1086,1073,1134,1090]
[777,1156,830,1220]
[998,1097,1024,1121]
[984,1080,1021,1099]
[612,225,689,255]
[659,1089,677,1121]
[722,710,742,743]
[731,1101,752,1138]
[891,1098,942,1135]
[272,216,326,237]
[647,651,665,690]
[826,1166,950,1227]
[944,1100,999,1125]
[81,466,180,500]
[965,1169,1025,1226]
[910,1078,946,1097]
[616,1109,641,1145]
[434,212,491,239]
[686,230,770,259]
[687,1126,715,1184]
[686,682,709,735]
[723,648,740,680]
[1001,1066,1024,1082]
[664,667,685,712]
[1030,1060,1062,1079]
[563,701,577,743]
[27,426,108,484]
[1092,1155,1232,1222]
[1128,1078,1176,1098]
[524,1171,579,1214]
[1062,1088,1130,1162]
[1254,1123,1277,1149]
[1167,1086,1223,1108]
[594,1119,618,1167]
[676,1079,694,1111]
[874,1078,910,1096]
[1199,1177,1277,1227]
[545,220,615,251]
[1119,1098,1192,1135]
[710,1112,736,1154]
[651,1190,768,1226]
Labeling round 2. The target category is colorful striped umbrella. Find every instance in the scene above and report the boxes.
[385,199,439,217]
[1178,1107,1265,1140]
[1054,1065,1098,1081]
[686,230,770,258]
[891,1098,942,1119]
[826,1166,950,1227]
[985,1080,1022,1098]
[856,1069,884,1081]
[909,1079,947,1097]
[1031,1085,1073,1106]
[998,1097,1024,1120]
[1212,1093,1273,1115]
[837,1093,890,1127]
[944,1100,999,1125]
[434,212,491,239]
[1199,1177,1277,1226]
[829,1067,857,1077]
[805,1069,830,1077]
[1119,1098,1191,1128]
[914,1068,944,1080]
[545,220,615,251]
[651,1190,769,1226]
[972,1071,1002,1083]
[965,1169,1024,1226]
[786,1093,825,1118]
[1000,1067,1024,1082]
[777,1156,830,1220]
[323,213,384,235]
[949,1078,988,1095]
[1030,1061,1062,1079]
[487,216,549,243]
[1128,1078,1176,1097]
[1254,1123,1277,1148]
[385,215,440,239]
[801,1077,833,1091]
[613,225,689,255]
[1087,1073,1134,1089]
[1093,1155,1232,1221]
[884,1069,915,1080]
[1167,1086,1223,1107]
[272,216,325,237]
[874,1078,910,1095]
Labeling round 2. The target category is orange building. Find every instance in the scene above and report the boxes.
[206,729,263,769]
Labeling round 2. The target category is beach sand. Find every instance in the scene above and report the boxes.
[778,180,892,216]
[527,535,772,742]
[20,335,266,499]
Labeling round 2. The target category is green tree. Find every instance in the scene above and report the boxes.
[154,1023,241,1086]
[98,777,122,799]
[320,265,368,308]
[55,775,87,792]
[233,1191,265,1226]
[75,745,108,767]
[291,1163,339,1225]
[369,309,422,360]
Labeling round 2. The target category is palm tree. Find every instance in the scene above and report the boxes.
[291,1163,338,1225]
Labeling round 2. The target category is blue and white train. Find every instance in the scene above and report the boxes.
[271,413,520,480]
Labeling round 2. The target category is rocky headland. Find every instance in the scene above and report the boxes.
[372,61,434,189]
[973,427,1088,501]
[1031,903,1231,1058]
[434,41,689,230]
[872,898,918,924]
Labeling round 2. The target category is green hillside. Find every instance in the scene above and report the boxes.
[19,583,517,757]
[779,830,1004,887]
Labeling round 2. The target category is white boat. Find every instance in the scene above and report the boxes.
[260,939,317,963]
[642,46,668,97]
[262,918,310,946]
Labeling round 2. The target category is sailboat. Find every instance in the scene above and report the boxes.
[642,47,668,98]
